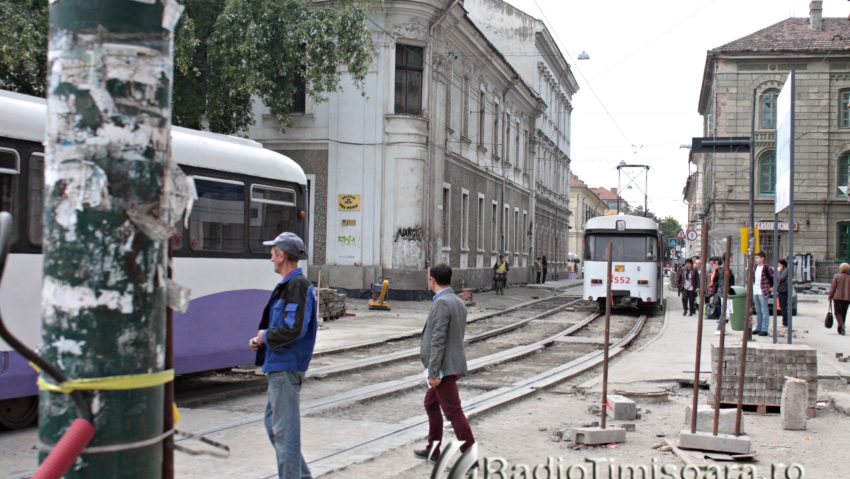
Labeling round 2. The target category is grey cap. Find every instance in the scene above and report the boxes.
[262,232,308,260]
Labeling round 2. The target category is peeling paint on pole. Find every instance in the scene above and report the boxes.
[42,1,182,477]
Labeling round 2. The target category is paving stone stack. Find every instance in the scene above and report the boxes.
[318,288,346,322]
[710,341,817,416]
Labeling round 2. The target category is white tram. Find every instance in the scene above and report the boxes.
[582,214,663,311]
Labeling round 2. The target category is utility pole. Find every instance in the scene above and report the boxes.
[42,1,182,477]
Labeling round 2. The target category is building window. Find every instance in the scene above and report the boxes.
[477,195,485,252]
[760,90,778,129]
[442,185,451,249]
[462,77,470,138]
[285,71,306,114]
[514,209,519,254]
[758,151,775,195]
[479,90,486,148]
[840,90,850,128]
[839,222,850,263]
[493,102,500,157]
[460,190,469,250]
[839,152,850,196]
[491,201,498,252]
[445,74,453,131]
[522,210,528,253]
[515,124,520,169]
[503,204,509,252]
[394,45,423,115]
[505,114,511,163]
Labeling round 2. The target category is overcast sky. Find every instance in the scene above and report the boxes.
[503,0,850,225]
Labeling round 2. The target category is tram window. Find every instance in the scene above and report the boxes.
[0,148,19,242]
[249,184,298,253]
[28,153,44,246]
[586,235,658,262]
[189,177,245,253]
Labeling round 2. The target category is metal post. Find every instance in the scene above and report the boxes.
[773,214,779,344]
[600,242,613,430]
[712,237,733,436]
[616,169,621,214]
[644,168,648,217]
[163,243,174,479]
[689,220,710,434]
[748,88,756,293]
[735,248,755,436]
[42,1,180,476]
[788,72,796,345]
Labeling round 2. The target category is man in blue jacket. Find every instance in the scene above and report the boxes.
[249,232,317,479]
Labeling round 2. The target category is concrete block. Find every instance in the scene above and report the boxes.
[781,378,808,430]
[678,430,751,455]
[605,394,638,420]
[684,405,745,435]
[573,426,626,445]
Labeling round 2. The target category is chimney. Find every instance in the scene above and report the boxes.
[809,0,823,31]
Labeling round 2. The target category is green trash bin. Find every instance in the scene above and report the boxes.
[728,286,747,331]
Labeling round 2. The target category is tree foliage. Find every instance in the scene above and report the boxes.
[0,0,48,97]
[1,0,373,134]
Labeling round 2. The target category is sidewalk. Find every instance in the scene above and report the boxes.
[580,278,850,396]
[314,279,583,353]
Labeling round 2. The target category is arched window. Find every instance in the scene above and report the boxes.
[758,151,775,195]
[840,90,850,128]
[839,153,850,196]
[760,90,778,129]
[839,222,850,263]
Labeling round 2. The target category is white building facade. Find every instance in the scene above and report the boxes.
[466,0,578,278]
[248,0,543,294]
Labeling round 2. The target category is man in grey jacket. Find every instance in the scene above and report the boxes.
[415,263,476,464]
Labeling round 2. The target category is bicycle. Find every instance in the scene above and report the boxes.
[494,273,506,295]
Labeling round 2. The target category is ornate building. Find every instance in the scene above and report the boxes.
[692,1,850,281]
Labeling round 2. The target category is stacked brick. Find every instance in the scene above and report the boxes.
[318,288,346,322]
[709,342,817,416]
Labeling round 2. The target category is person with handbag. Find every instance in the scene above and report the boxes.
[827,262,850,335]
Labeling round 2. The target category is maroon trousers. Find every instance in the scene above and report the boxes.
[424,374,475,454]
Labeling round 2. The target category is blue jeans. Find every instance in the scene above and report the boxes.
[753,294,770,332]
[264,371,312,479]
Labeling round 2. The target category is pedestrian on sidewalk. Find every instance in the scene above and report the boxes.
[677,258,699,316]
[416,263,477,467]
[751,252,774,337]
[541,255,548,284]
[776,259,790,328]
[534,257,543,284]
[249,232,317,479]
[827,262,850,335]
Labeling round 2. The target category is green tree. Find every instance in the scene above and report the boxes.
[0,0,48,97]
[1,0,373,134]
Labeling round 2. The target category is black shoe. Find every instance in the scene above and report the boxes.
[751,329,760,335]
[759,331,768,336]
[414,448,440,462]
[683,311,688,316]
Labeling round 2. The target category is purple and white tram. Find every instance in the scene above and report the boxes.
[0,90,308,428]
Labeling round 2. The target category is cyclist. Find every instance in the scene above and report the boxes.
[493,255,509,295]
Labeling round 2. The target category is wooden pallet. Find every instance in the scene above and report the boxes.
[706,400,816,418]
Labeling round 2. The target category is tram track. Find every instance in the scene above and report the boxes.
[295,312,648,478]
[175,293,584,406]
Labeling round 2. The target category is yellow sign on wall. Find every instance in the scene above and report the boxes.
[341,219,356,227]
[338,194,361,211]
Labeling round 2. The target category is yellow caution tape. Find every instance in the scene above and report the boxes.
[173,403,181,424]
[32,364,175,394]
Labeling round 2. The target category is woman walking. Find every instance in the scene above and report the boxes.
[776,259,789,328]
[828,262,850,335]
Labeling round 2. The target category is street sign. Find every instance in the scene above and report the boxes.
[668,238,677,247]
[691,136,751,153]
[687,230,698,242]
[676,245,682,252]
[676,230,686,240]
